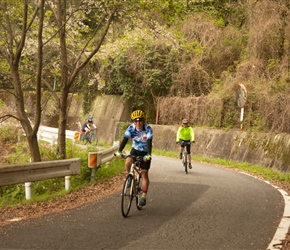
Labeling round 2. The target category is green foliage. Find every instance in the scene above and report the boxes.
[208,104,223,128]
[219,96,237,130]
[0,126,32,165]
[0,184,25,207]
[0,126,17,142]
[243,93,265,132]
[1,0,290,135]
[117,122,131,136]
[270,78,290,93]
[100,38,179,121]
[5,143,31,164]
[205,26,245,78]
[188,0,247,28]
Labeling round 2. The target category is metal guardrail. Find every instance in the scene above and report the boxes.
[0,158,81,187]
[88,141,120,181]
[7,126,120,199]
[37,125,77,145]
[0,158,81,200]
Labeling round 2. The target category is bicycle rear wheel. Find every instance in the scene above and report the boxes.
[184,152,188,174]
[136,175,143,210]
[121,175,134,218]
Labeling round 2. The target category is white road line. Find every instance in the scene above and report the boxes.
[267,187,290,250]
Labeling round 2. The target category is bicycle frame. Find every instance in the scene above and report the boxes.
[131,162,143,206]
[121,155,143,218]
[82,128,97,145]
[181,141,191,174]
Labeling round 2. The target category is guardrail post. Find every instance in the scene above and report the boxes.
[25,182,32,200]
[65,176,71,191]
[90,168,96,181]
[88,152,99,181]
[25,158,32,200]
[87,142,119,182]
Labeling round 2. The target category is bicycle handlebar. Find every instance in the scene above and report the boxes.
[114,154,144,162]
[177,141,192,145]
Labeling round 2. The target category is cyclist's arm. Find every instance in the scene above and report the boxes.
[190,127,195,142]
[147,139,152,155]
[118,137,129,152]
[176,127,181,142]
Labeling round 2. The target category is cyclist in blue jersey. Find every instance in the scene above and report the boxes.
[116,110,153,206]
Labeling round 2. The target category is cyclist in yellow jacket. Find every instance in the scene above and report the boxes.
[176,118,195,169]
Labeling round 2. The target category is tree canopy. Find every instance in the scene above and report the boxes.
[1,0,290,161]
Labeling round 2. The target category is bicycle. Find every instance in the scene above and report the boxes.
[82,128,98,145]
[179,141,191,174]
[119,154,144,218]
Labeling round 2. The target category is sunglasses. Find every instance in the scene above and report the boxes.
[134,118,144,122]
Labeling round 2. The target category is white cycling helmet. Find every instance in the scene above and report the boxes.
[182,118,188,124]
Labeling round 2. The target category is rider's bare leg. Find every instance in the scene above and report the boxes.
[125,157,133,173]
[141,169,149,192]
[188,153,192,163]
[180,146,184,154]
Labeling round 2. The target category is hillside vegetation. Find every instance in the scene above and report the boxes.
[97,0,290,132]
[1,1,290,134]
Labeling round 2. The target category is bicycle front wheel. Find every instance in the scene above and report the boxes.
[184,153,188,174]
[90,131,98,145]
[121,174,134,218]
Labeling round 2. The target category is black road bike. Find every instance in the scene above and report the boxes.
[180,141,191,174]
[120,155,144,218]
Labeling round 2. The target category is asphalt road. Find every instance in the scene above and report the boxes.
[0,155,284,250]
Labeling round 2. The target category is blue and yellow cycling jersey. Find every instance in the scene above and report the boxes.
[124,123,153,152]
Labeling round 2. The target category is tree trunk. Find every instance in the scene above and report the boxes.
[54,1,117,159]
[26,130,41,162]
[11,65,42,162]
[57,0,69,159]
[58,89,69,159]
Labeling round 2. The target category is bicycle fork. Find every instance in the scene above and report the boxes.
[133,168,143,206]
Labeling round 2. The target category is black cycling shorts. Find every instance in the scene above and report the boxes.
[129,148,151,170]
[180,140,191,154]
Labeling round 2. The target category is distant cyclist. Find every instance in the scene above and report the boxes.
[116,110,153,206]
[82,115,97,143]
[176,118,195,169]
